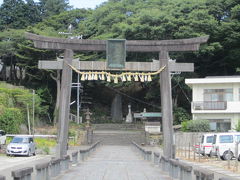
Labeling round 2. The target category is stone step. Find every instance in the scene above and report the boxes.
[92,123,144,131]
[93,131,145,146]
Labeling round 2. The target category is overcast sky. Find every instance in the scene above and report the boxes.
[0,0,108,9]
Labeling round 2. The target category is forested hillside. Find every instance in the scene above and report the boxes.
[0,0,239,126]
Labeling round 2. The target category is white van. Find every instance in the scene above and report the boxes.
[211,133,240,160]
[0,130,6,145]
[200,133,214,156]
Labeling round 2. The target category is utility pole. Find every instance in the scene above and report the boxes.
[72,79,82,124]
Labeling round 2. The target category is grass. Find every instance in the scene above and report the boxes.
[34,138,57,155]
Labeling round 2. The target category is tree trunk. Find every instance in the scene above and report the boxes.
[111,93,123,122]
[50,70,61,126]
[19,67,23,85]
[13,64,19,85]
[0,63,6,81]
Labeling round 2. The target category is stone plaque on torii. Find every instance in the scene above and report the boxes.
[26,32,208,158]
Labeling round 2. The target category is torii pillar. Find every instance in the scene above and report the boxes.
[160,51,174,157]
[56,49,73,157]
[26,32,208,158]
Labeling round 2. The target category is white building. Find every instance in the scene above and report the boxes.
[185,76,240,132]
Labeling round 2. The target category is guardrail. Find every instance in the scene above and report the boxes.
[1,141,101,180]
[131,141,152,161]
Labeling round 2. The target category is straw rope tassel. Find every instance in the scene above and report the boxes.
[65,61,166,82]
[148,75,152,81]
[107,75,111,82]
[81,74,85,81]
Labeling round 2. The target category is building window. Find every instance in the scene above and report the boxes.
[219,135,233,143]
[209,119,231,132]
[204,89,233,102]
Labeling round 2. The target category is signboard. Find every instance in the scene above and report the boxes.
[134,112,162,118]
[107,39,126,69]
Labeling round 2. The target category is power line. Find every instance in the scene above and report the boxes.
[107,86,161,110]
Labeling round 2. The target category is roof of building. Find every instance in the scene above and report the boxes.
[185,76,240,85]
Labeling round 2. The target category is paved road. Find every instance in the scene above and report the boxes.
[57,145,171,180]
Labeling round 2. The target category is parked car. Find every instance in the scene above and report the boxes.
[0,130,6,145]
[199,133,214,156]
[211,133,240,160]
[6,136,36,156]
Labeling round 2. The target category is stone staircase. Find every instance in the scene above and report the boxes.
[92,123,144,131]
[93,130,146,146]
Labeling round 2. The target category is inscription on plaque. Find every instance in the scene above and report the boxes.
[107,39,126,69]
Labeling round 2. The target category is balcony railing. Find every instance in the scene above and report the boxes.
[193,101,227,110]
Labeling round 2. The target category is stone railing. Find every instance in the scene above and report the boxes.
[194,168,214,180]
[131,141,152,161]
[153,152,160,165]
[71,151,79,165]
[12,167,33,180]
[1,141,101,180]
[79,141,101,161]
[132,141,240,180]
[35,162,50,180]
[60,155,70,172]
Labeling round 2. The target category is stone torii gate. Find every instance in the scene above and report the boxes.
[26,32,208,158]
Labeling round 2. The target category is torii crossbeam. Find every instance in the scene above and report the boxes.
[26,32,208,159]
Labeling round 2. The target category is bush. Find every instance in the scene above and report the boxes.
[235,120,240,132]
[181,119,210,132]
[0,83,49,132]
[0,106,23,133]
[173,107,191,125]
[181,121,188,132]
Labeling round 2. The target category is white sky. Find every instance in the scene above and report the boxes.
[0,0,108,9]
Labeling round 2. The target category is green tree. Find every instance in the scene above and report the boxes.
[0,0,41,30]
[38,0,71,18]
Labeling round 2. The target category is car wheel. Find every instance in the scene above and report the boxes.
[238,155,240,161]
[222,151,233,160]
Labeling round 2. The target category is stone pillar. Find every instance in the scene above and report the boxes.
[85,108,93,144]
[57,49,73,158]
[111,93,123,122]
[159,51,174,159]
[126,105,133,123]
